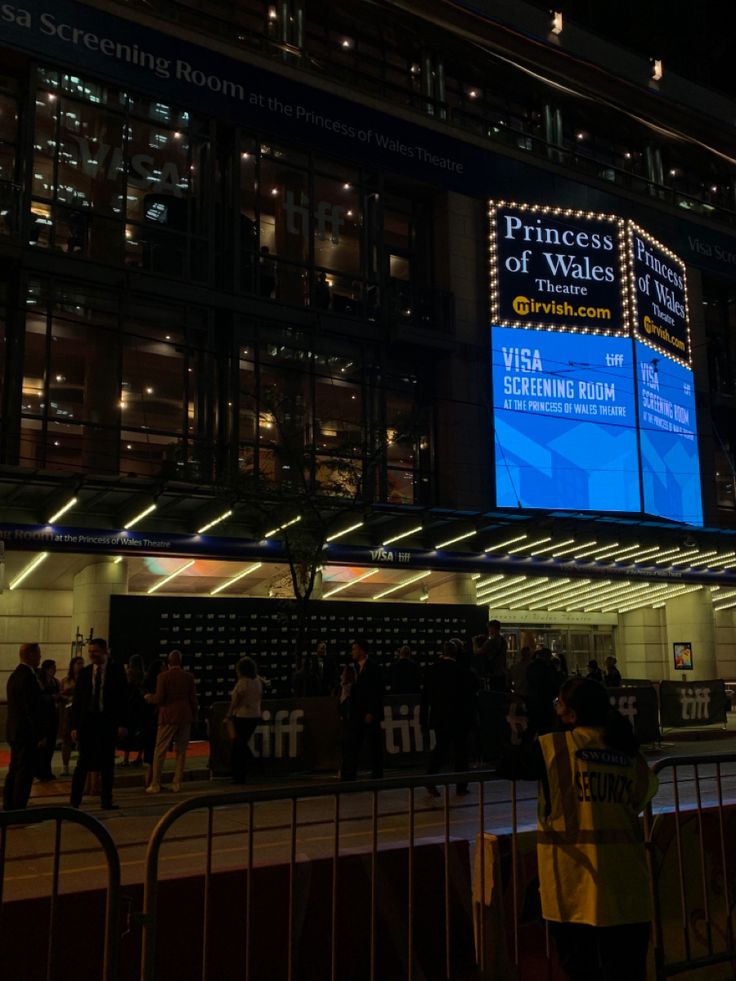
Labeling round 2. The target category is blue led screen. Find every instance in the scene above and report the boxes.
[492,326,639,512]
[635,341,703,526]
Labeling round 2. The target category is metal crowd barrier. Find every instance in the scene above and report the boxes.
[139,769,500,981]
[644,753,736,981]
[0,806,121,981]
[3,753,736,981]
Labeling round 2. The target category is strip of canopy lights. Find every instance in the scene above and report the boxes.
[530,538,575,557]
[595,583,669,612]
[549,539,597,559]
[9,552,48,590]
[484,534,527,553]
[507,536,552,555]
[505,577,578,607]
[474,574,505,590]
[592,543,641,562]
[434,529,478,549]
[325,520,364,543]
[479,577,550,605]
[210,562,262,596]
[475,575,528,600]
[703,553,736,569]
[323,568,379,598]
[688,550,724,568]
[372,570,431,600]
[264,515,301,538]
[197,509,233,535]
[604,583,702,613]
[147,560,195,594]
[382,524,423,547]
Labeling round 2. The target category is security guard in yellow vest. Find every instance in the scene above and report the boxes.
[501,676,658,981]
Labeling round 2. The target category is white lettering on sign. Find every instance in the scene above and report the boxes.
[678,687,711,720]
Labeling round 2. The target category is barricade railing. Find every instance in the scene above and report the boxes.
[0,806,121,981]
[139,769,501,981]
[644,752,736,981]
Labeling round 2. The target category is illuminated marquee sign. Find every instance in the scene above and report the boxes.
[489,201,628,335]
[489,199,703,526]
[629,223,690,366]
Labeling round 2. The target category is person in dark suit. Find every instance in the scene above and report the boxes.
[3,643,45,810]
[340,639,384,781]
[421,641,477,796]
[69,638,128,810]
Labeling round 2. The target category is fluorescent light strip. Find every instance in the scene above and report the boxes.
[508,536,552,555]
[548,581,616,611]
[667,548,705,566]
[653,548,686,565]
[471,573,481,581]
[604,584,701,612]
[476,575,528,599]
[113,556,124,564]
[210,562,262,595]
[531,579,595,608]
[373,570,431,600]
[197,509,233,535]
[714,598,736,612]
[571,582,640,610]
[512,579,570,609]
[9,552,48,590]
[703,554,736,569]
[482,577,549,604]
[484,534,527,553]
[264,515,302,538]
[710,588,736,602]
[574,542,611,560]
[596,584,667,611]
[626,545,665,563]
[594,543,640,562]
[147,560,195,594]
[531,538,575,557]
[688,550,722,567]
[124,502,157,529]
[435,529,478,549]
[323,569,379,598]
[553,539,597,558]
[475,574,505,589]
[499,577,565,603]
[325,520,364,543]
[382,524,423,546]
[509,577,576,606]
[47,496,77,524]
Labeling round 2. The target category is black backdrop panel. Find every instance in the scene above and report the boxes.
[109,595,488,712]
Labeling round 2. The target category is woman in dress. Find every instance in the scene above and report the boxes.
[226,657,263,784]
[60,656,85,775]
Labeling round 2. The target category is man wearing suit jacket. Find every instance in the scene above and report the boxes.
[3,643,45,810]
[144,649,198,793]
[69,638,128,810]
[340,638,384,781]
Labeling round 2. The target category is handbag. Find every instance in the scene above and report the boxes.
[223,716,236,740]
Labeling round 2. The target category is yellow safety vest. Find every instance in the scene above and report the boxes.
[537,727,658,926]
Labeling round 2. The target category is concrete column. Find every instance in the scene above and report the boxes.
[664,590,717,681]
[71,560,128,649]
[616,607,666,680]
[427,574,476,605]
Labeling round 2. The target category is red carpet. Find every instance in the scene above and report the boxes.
[0,741,209,769]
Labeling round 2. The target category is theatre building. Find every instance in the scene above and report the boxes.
[2,0,736,714]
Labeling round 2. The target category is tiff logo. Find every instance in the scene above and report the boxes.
[251,709,305,758]
[382,704,435,754]
[678,687,712,721]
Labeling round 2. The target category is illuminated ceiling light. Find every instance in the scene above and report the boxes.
[264,515,301,538]
[714,597,736,612]
[531,538,574,557]
[594,543,640,561]
[508,536,552,555]
[510,577,574,603]
[626,545,665,562]
[340,37,354,49]
[474,574,505,589]
[435,529,478,549]
[668,548,706,566]
[210,562,262,596]
[326,520,364,543]
[572,541,604,559]
[525,579,593,608]
[47,496,78,524]
[650,58,663,81]
[476,574,526,594]
[702,553,736,569]
[551,540,597,558]
[484,534,527,553]
[688,550,721,567]
[124,502,157,529]
[483,577,547,602]
[373,570,431,600]
[323,569,379,598]
[197,509,233,535]
[476,576,529,601]
[147,560,195,594]
[471,573,481,580]
[113,556,124,564]
[653,548,687,565]
[605,583,701,613]
[550,10,563,34]
[382,524,422,546]
[9,552,48,590]
[267,5,277,18]
[467,88,480,99]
